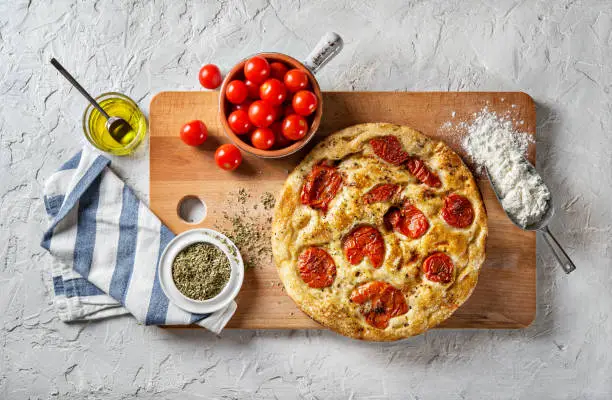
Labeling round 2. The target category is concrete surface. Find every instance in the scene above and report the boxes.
[1,0,611,398]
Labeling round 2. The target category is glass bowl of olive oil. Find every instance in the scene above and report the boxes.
[82,92,147,156]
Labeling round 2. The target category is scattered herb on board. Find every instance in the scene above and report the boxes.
[237,188,250,204]
[260,191,276,210]
[221,211,271,270]
[172,242,231,301]
[215,189,276,270]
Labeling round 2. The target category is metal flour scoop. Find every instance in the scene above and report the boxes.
[486,160,576,274]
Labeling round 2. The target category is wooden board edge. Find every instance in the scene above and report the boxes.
[150,91,174,114]
[150,90,539,332]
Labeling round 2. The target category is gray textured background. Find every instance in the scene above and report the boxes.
[1,0,611,398]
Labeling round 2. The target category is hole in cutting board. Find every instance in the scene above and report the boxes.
[177,195,207,224]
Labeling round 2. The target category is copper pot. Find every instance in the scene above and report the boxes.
[219,32,343,158]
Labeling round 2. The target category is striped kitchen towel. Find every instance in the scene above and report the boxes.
[40,147,236,334]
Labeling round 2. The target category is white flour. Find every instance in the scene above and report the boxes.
[461,109,551,227]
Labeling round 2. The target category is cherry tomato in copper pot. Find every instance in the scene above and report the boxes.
[225,80,248,104]
[283,103,296,117]
[259,78,287,106]
[281,114,309,140]
[271,104,284,121]
[269,62,289,81]
[244,56,270,84]
[227,109,253,135]
[271,121,292,149]
[284,69,309,92]
[248,100,276,128]
[251,127,276,150]
[233,99,253,112]
[245,79,261,99]
[292,90,318,116]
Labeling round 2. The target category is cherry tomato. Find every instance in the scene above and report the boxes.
[284,69,309,92]
[271,104,283,121]
[225,80,248,104]
[244,56,270,84]
[245,80,261,99]
[269,62,289,81]
[259,78,287,106]
[227,109,252,135]
[281,114,308,140]
[198,64,222,89]
[233,99,253,112]
[248,100,275,128]
[180,120,208,146]
[251,127,275,150]
[284,103,296,117]
[214,144,242,171]
[271,121,292,148]
[292,90,318,116]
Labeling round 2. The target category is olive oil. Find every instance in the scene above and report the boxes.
[83,93,146,155]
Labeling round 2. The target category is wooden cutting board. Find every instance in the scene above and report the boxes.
[150,91,536,330]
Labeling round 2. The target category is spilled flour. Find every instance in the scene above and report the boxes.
[460,109,551,228]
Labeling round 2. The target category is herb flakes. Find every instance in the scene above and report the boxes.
[172,242,231,301]
[260,191,276,210]
[237,188,250,205]
[215,188,276,270]
[221,211,271,270]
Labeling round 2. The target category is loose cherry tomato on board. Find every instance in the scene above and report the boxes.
[248,100,276,128]
[198,64,222,89]
[259,78,287,106]
[292,90,318,116]
[215,144,242,171]
[284,69,309,92]
[180,120,208,146]
[225,80,248,104]
[227,109,252,135]
[244,56,270,84]
[251,127,276,150]
[245,80,261,99]
[281,114,308,140]
[233,99,253,112]
[271,121,292,148]
[269,62,289,81]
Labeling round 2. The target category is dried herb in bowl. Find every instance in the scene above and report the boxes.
[172,242,231,301]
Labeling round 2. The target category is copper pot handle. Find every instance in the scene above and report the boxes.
[303,32,343,74]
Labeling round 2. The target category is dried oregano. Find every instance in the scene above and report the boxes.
[172,242,231,300]
[214,189,276,270]
[260,191,276,210]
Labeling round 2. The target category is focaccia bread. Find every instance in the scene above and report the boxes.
[272,123,487,341]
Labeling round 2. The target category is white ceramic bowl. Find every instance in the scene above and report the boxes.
[158,228,244,314]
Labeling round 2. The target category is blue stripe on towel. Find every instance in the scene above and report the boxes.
[145,224,174,325]
[44,194,65,217]
[41,155,110,249]
[41,232,52,251]
[60,151,82,171]
[109,185,140,302]
[52,276,65,295]
[53,277,105,297]
[73,174,103,278]
[64,278,106,297]
[190,312,211,324]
